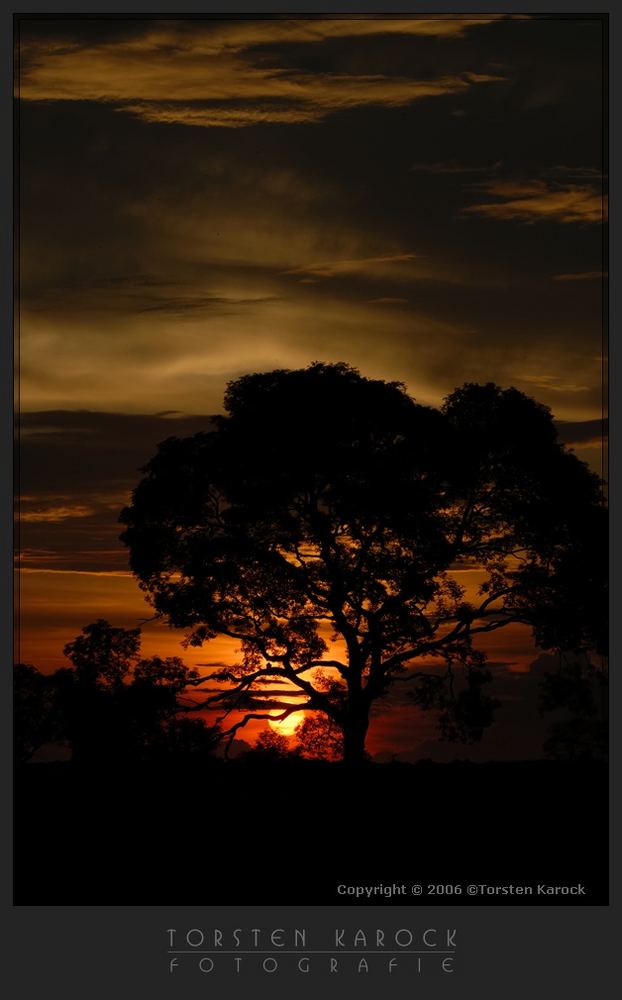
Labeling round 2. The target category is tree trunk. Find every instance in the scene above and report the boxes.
[342,708,370,764]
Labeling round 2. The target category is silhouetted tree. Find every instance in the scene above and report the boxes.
[14,663,58,762]
[63,618,141,688]
[58,621,215,762]
[539,655,608,760]
[295,713,344,760]
[409,648,501,744]
[251,729,291,759]
[150,716,221,759]
[59,620,139,761]
[119,362,606,763]
[123,655,207,756]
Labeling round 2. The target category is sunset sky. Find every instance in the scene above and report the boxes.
[16,14,606,759]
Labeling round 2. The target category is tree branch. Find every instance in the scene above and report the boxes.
[219,703,313,758]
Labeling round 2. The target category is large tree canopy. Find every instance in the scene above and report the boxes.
[119,362,606,762]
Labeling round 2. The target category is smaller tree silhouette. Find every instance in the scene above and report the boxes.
[251,729,291,759]
[125,655,204,755]
[14,663,58,762]
[58,621,215,762]
[63,619,141,688]
[409,648,501,744]
[59,620,140,761]
[295,713,344,760]
[151,717,220,759]
[539,656,608,760]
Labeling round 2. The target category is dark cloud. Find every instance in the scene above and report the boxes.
[19,410,215,491]
[555,417,607,446]
[410,159,502,174]
[18,410,215,572]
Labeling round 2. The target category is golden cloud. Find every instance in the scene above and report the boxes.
[553,271,607,281]
[19,567,132,577]
[192,16,514,50]
[18,22,505,127]
[121,102,325,128]
[516,374,592,394]
[367,297,409,305]
[19,504,95,523]
[464,180,606,224]
[285,253,419,279]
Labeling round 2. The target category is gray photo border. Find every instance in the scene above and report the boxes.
[2,3,617,998]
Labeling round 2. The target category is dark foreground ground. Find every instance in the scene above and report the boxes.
[14,758,608,905]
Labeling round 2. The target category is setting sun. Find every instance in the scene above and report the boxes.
[269,711,307,737]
